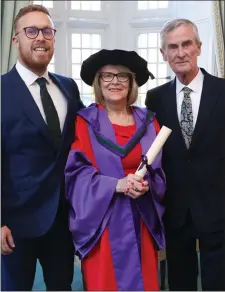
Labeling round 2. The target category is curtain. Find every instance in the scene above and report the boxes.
[219,1,225,74]
[211,1,225,78]
[219,1,224,37]
[1,0,29,74]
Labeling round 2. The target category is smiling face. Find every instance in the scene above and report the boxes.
[98,65,131,106]
[13,11,55,76]
[160,24,201,83]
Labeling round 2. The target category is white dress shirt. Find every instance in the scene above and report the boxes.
[16,61,67,132]
[176,69,204,128]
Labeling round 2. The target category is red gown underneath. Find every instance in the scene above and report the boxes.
[82,123,159,290]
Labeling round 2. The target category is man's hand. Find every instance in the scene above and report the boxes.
[1,226,15,255]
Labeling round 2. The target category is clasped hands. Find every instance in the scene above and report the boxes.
[116,173,149,199]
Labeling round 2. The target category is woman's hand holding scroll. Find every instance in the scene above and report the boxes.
[116,174,149,199]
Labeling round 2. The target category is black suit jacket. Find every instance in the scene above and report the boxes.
[145,68,225,232]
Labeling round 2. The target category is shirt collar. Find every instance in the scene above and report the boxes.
[16,60,50,86]
[176,68,204,94]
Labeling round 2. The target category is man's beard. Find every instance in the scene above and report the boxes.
[20,50,51,74]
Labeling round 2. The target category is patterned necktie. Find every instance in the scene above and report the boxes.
[36,77,61,149]
[180,87,193,148]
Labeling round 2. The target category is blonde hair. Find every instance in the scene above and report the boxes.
[160,18,202,49]
[93,65,138,106]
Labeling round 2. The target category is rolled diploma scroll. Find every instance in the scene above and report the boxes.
[135,126,172,178]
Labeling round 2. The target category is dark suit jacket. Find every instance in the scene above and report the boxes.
[145,68,225,232]
[1,66,84,237]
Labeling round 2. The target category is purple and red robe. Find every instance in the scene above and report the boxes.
[65,103,166,290]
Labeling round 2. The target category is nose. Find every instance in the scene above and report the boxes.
[177,46,186,58]
[111,75,119,84]
[36,30,45,41]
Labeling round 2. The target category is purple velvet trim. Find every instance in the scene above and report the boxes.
[65,150,118,258]
[87,111,144,290]
[66,104,166,289]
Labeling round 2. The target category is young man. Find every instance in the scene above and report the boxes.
[145,19,225,291]
[1,4,84,290]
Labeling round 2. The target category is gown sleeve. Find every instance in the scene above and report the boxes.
[65,116,118,259]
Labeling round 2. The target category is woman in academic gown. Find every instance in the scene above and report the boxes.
[65,49,166,290]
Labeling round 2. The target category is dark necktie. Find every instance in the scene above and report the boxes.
[36,77,61,149]
[180,87,193,148]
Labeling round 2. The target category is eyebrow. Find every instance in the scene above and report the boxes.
[168,39,193,48]
[26,25,53,29]
[100,72,129,74]
[182,40,193,46]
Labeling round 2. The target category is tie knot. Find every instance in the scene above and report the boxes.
[182,86,192,95]
[36,77,47,87]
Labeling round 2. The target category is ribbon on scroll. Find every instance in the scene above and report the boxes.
[135,126,172,178]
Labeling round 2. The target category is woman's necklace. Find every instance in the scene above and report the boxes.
[107,106,134,127]
[108,112,131,126]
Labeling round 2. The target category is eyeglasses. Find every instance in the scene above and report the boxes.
[99,72,132,83]
[15,27,57,40]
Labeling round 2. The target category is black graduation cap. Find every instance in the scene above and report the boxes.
[80,49,155,87]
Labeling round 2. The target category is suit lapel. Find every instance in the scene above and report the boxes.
[49,73,75,152]
[164,70,217,150]
[190,70,218,148]
[11,67,53,147]
[163,79,187,149]
[49,73,73,134]
[10,67,75,152]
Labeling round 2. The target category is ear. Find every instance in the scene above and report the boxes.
[160,48,167,61]
[12,35,19,49]
[197,42,202,56]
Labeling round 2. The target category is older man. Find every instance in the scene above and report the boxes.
[145,19,225,290]
[1,4,84,290]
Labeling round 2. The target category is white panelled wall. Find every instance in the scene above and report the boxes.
[174,1,214,75]
[33,1,214,106]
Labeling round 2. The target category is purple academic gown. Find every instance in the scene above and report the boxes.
[65,103,166,290]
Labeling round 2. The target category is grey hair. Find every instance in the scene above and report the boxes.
[92,65,138,106]
[160,18,202,49]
